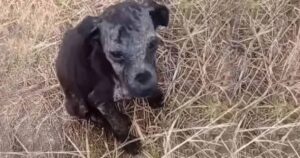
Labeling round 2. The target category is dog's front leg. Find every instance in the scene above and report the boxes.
[147,88,165,109]
[88,82,141,154]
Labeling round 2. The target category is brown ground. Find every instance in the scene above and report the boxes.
[0,0,300,157]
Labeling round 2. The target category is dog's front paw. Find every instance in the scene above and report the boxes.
[122,135,142,155]
[147,89,165,109]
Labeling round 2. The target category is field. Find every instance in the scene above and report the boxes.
[0,0,300,157]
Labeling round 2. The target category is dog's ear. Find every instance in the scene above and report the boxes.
[76,16,101,42]
[88,26,101,42]
[145,0,169,29]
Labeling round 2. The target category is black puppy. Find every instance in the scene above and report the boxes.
[55,0,169,154]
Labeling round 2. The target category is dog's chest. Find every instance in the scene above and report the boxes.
[113,78,131,102]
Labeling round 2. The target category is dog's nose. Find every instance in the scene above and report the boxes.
[135,71,152,85]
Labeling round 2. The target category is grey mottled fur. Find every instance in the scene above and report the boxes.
[95,1,163,98]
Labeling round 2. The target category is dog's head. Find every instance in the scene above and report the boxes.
[88,0,169,97]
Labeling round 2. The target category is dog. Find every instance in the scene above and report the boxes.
[55,0,169,154]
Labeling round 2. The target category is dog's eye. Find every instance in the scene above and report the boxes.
[110,51,124,61]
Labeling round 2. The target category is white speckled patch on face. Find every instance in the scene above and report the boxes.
[99,4,157,79]
[113,77,132,102]
[97,1,160,98]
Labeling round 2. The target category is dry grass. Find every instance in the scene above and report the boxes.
[0,0,300,157]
